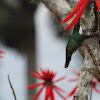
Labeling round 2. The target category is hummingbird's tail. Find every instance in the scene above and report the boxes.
[65,61,70,68]
[65,55,71,68]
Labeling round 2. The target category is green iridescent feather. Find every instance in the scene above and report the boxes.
[65,21,90,68]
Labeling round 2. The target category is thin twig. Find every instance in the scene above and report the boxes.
[8,75,17,100]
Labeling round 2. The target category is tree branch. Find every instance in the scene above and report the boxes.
[73,42,100,100]
[73,2,100,100]
[41,0,73,36]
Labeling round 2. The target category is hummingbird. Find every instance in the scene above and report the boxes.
[65,20,100,68]
[65,21,90,68]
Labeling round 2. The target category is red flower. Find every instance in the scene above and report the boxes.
[67,70,100,98]
[27,69,66,100]
[61,0,100,30]
[0,50,5,58]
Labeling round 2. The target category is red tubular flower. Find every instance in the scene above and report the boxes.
[0,50,5,58]
[65,1,88,30]
[61,0,100,30]
[60,0,87,23]
[95,0,100,11]
[67,70,100,98]
[27,69,66,100]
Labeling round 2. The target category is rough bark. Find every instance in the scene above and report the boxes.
[73,43,100,100]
